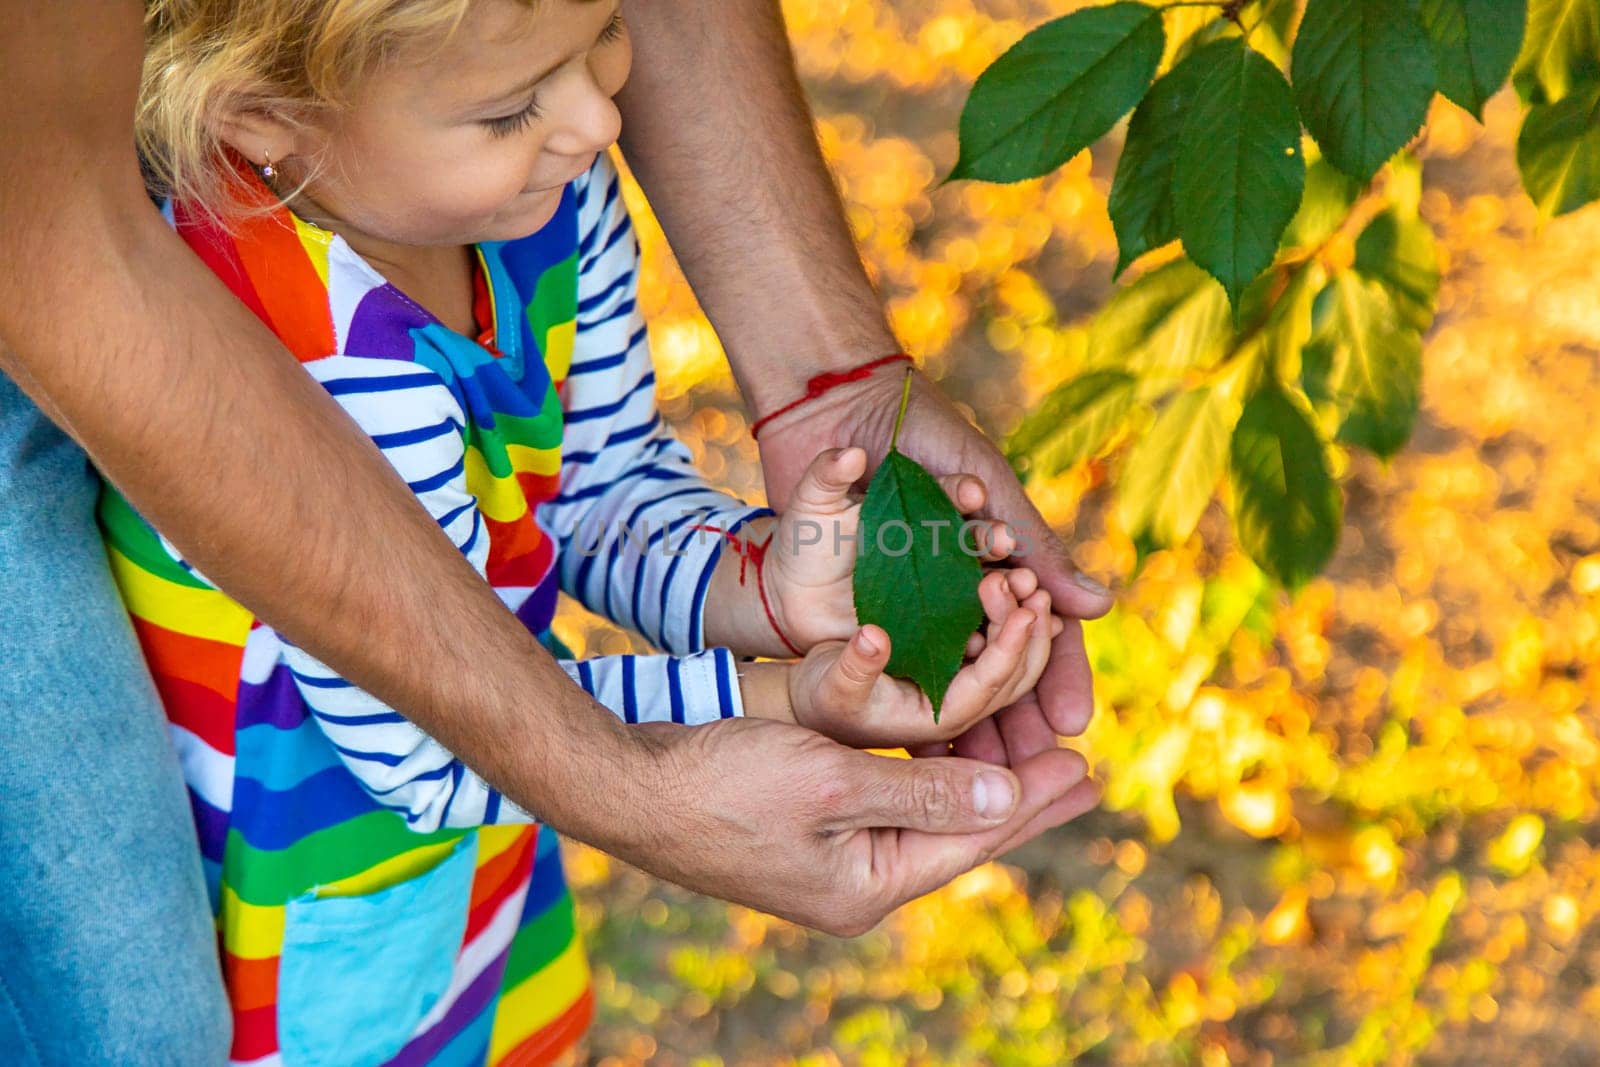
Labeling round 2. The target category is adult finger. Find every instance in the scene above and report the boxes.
[1003,506,1114,623]
[1037,617,1098,736]
[995,696,1060,766]
[870,748,1091,906]
[825,749,1023,834]
[992,776,1102,858]
[951,716,1008,765]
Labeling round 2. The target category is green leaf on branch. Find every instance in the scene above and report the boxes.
[1117,384,1242,550]
[1087,259,1234,388]
[1292,0,1437,182]
[1516,78,1600,217]
[1008,370,1139,479]
[1230,383,1343,589]
[1512,0,1600,106]
[1282,157,1365,250]
[1110,39,1235,276]
[853,374,983,719]
[951,2,1165,184]
[1417,0,1528,118]
[1304,273,1424,458]
[1354,208,1441,332]
[1174,39,1306,309]
[1235,262,1322,390]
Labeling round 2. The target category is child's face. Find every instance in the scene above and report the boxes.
[278,0,629,247]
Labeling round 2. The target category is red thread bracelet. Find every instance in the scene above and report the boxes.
[690,525,805,657]
[749,353,913,439]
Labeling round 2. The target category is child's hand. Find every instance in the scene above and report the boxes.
[760,447,1016,655]
[783,571,1057,749]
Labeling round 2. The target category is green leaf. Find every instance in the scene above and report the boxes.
[853,451,984,719]
[1353,207,1440,331]
[951,3,1165,183]
[1087,258,1234,389]
[1237,262,1323,389]
[1292,0,1437,182]
[1007,370,1139,478]
[1109,40,1235,276]
[1230,383,1343,588]
[1174,39,1306,309]
[1417,0,1527,118]
[1512,0,1600,105]
[1117,385,1241,549]
[1282,157,1365,249]
[1516,77,1600,216]
[1305,273,1424,458]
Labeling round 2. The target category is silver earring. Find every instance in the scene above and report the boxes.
[261,152,276,180]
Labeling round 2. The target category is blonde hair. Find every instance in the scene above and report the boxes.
[138,0,522,217]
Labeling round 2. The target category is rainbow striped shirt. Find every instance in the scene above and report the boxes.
[100,154,764,1066]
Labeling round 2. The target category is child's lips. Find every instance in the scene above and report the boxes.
[526,155,598,194]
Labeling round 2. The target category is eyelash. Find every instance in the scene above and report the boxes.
[482,14,627,139]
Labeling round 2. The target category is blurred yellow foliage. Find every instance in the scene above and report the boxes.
[552,2,1600,1063]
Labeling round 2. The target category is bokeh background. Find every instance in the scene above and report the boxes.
[550,1,1600,1062]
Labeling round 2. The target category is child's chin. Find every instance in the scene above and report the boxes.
[480,192,562,242]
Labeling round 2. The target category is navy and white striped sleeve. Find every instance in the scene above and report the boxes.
[269,355,746,833]
[540,153,770,656]
[556,649,745,728]
[273,354,538,831]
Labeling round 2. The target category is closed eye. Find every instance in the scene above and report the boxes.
[481,14,626,138]
[483,94,544,138]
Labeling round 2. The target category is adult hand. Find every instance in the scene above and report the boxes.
[756,364,1116,752]
[624,715,1099,935]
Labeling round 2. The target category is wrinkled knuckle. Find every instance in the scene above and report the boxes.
[910,771,958,824]
[809,764,852,813]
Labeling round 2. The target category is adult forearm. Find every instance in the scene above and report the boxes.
[617,0,898,416]
[0,4,645,849]
[0,188,651,845]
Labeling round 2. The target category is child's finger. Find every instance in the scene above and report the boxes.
[979,570,1020,627]
[990,591,1055,710]
[940,607,1035,728]
[1007,591,1056,706]
[965,631,987,659]
[1006,567,1039,602]
[816,625,890,708]
[965,519,1016,561]
[789,447,867,514]
[936,473,987,514]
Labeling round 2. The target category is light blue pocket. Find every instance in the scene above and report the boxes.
[278,834,478,1067]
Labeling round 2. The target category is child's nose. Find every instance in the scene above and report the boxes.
[546,76,622,155]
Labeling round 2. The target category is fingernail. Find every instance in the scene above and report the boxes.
[855,629,879,656]
[974,771,1016,819]
[1073,571,1112,598]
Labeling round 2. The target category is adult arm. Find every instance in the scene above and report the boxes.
[617,1,1117,751]
[0,1,1090,935]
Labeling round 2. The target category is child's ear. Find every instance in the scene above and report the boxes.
[214,106,311,173]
